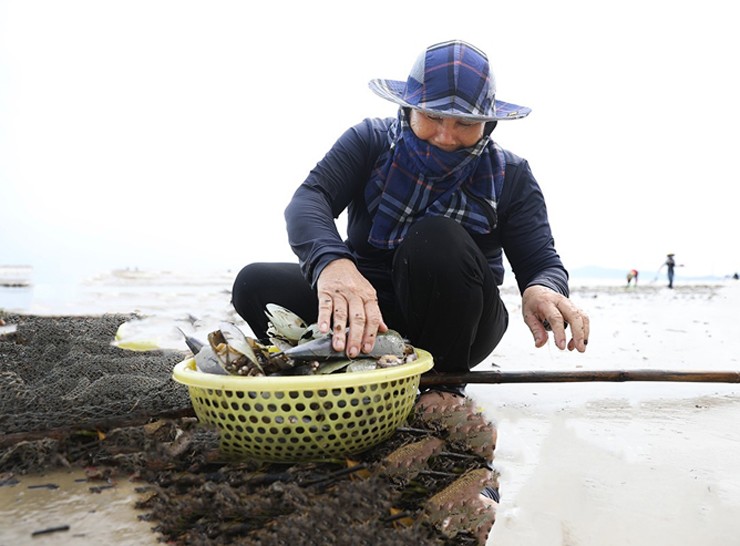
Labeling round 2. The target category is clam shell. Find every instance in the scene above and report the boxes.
[265,303,309,343]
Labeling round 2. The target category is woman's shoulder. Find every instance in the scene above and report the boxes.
[346,117,394,142]
[498,146,527,168]
[334,117,394,158]
[358,116,395,130]
[496,146,535,186]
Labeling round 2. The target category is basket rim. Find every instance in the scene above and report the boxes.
[172,348,433,390]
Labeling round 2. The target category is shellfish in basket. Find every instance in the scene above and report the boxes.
[280,329,413,362]
[264,303,323,351]
[207,322,294,376]
[178,327,227,376]
[181,304,418,376]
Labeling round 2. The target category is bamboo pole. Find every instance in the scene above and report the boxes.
[420,369,740,386]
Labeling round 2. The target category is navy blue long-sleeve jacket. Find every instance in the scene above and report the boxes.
[285,117,569,297]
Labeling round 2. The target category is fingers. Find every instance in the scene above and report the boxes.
[325,294,385,357]
[342,294,365,357]
[317,296,333,334]
[547,313,568,350]
[555,299,589,352]
[536,313,567,350]
[522,285,589,352]
[342,295,388,358]
[315,260,385,358]
[330,294,349,353]
[361,299,387,354]
[566,310,590,353]
[523,312,549,348]
[543,304,589,352]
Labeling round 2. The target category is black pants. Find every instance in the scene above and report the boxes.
[231,217,508,373]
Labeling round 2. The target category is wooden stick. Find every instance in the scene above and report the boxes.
[420,369,740,386]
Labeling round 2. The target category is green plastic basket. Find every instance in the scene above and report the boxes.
[172,349,433,462]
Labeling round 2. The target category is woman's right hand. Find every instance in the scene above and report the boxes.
[316,258,387,358]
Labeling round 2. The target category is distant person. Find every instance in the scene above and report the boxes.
[733,272,739,280]
[664,253,676,288]
[626,269,639,287]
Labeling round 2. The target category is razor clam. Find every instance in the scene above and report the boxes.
[281,329,410,361]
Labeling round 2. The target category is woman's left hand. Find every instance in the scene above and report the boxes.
[521,285,589,352]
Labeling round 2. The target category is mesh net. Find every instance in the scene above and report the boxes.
[0,313,190,436]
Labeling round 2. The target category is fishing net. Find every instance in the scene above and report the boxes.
[0,313,190,437]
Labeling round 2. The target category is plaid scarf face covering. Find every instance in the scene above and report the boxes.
[365,110,504,249]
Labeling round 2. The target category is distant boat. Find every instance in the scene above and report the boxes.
[0,265,33,287]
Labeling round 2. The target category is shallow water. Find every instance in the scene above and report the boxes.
[0,469,159,546]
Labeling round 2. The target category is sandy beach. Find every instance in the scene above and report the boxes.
[4,0,740,543]
[2,274,739,545]
[483,281,740,545]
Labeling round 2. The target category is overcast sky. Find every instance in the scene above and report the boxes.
[1,0,738,285]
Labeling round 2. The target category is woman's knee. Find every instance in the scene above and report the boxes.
[233,263,268,293]
[402,216,469,253]
[232,262,316,335]
[394,216,487,282]
[232,263,268,317]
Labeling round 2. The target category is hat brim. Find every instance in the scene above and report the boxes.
[369,78,531,122]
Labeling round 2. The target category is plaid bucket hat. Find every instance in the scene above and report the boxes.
[369,40,530,122]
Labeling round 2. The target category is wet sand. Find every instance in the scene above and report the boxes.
[0,470,157,545]
[476,281,740,545]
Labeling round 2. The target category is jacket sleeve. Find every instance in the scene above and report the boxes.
[284,119,385,287]
[497,154,570,296]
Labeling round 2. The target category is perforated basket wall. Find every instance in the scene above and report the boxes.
[172,350,433,462]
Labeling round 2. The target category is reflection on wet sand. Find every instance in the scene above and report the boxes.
[0,469,158,545]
